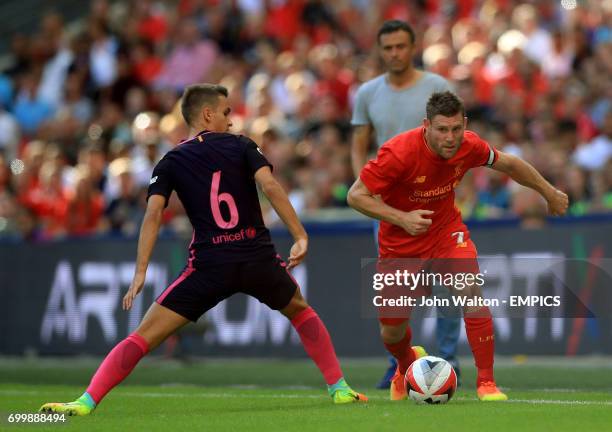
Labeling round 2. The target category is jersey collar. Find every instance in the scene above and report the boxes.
[178,130,212,145]
[191,130,213,143]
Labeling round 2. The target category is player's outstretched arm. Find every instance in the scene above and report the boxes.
[350,124,373,178]
[255,166,307,269]
[491,151,569,216]
[123,194,166,310]
[347,178,433,235]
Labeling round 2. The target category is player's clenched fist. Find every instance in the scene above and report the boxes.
[546,188,568,216]
[398,209,434,236]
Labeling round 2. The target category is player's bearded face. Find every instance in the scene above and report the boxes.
[425,114,466,159]
[379,31,414,74]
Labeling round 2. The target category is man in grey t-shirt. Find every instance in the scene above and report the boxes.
[350,20,461,390]
[351,67,450,154]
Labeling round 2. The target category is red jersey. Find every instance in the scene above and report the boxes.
[360,127,498,257]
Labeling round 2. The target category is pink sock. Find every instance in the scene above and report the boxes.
[86,333,149,404]
[291,307,343,385]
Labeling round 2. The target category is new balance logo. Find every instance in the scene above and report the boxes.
[149,176,158,185]
[413,176,426,183]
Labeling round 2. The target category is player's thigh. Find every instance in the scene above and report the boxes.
[136,302,190,350]
[431,234,480,282]
[375,257,424,331]
[156,265,239,325]
[433,238,484,310]
[239,254,299,313]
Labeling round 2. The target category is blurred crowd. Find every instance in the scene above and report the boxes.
[0,0,611,241]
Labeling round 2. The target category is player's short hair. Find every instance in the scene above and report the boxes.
[377,20,415,44]
[426,91,465,120]
[180,84,229,126]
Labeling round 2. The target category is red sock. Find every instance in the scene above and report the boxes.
[291,307,343,385]
[86,333,149,404]
[383,326,415,374]
[464,307,495,386]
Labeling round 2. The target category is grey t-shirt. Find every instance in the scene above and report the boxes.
[351,72,451,147]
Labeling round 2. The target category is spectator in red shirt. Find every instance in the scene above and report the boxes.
[130,40,163,85]
[35,162,69,239]
[65,168,105,237]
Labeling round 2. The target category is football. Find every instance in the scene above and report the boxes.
[405,356,457,404]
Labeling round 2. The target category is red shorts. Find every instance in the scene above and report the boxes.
[377,228,479,326]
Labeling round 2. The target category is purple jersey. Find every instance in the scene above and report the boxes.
[147,130,275,267]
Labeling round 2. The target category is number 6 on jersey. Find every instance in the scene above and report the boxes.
[210,171,239,228]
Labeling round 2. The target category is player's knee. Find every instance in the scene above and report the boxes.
[134,304,188,350]
[279,287,309,319]
[463,304,492,319]
[280,295,309,319]
[454,281,481,298]
[380,324,405,343]
[133,327,162,350]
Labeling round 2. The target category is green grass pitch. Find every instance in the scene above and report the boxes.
[1,357,611,431]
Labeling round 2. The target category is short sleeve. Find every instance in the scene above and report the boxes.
[360,144,404,195]
[464,131,498,168]
[147,155,174,207]
[351,84,370,126]
[241,136,273,176]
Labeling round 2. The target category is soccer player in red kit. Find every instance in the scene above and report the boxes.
[348,91,568,401]
[39,84,366,416]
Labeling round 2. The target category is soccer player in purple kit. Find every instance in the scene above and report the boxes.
[40,84,366,416]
